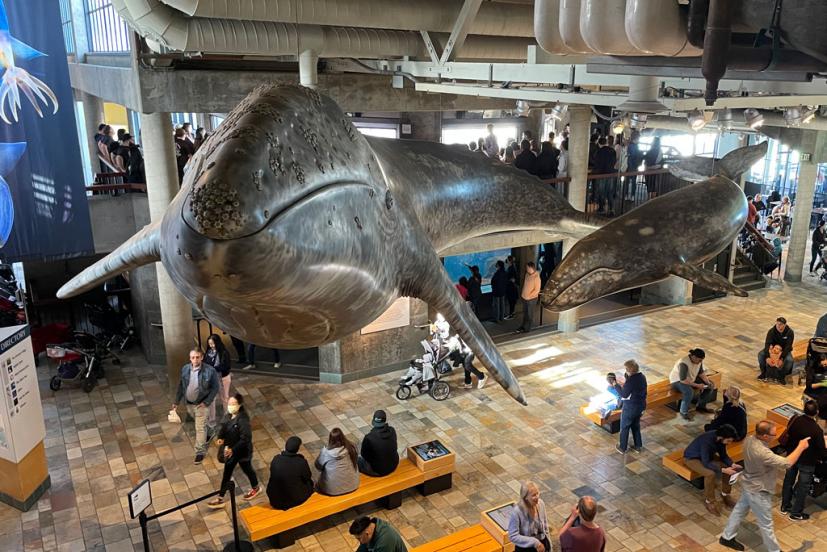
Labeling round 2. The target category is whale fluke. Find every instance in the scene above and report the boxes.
[669,141,768,183]
[57,221,161,298]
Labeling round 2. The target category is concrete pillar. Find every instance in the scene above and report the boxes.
[405,112,442,142]
[79,91,105,171]
[785,130,823,282]
[557,105,591,332]
[299,50,319,89]
[640,276,693,306]
[141,112,194,391]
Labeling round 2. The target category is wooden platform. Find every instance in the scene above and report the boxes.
[240,454,454,545]
[662,406,786,484]
[411,524,503,552]
[581,370,722,433]
[793,340,808,363]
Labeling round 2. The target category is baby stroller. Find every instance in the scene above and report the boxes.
[86,302,136,353]
[396,340,450,401]
[47,339,104,393]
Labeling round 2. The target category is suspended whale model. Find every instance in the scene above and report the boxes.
[57,85,752,404]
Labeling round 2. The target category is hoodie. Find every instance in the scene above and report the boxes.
[360,425,400,476]
[266,451,314,510]
[314,446,359,496]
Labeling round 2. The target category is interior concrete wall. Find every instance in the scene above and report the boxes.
[405,111,442,142]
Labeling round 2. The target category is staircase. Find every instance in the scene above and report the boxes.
[732,249,768,292]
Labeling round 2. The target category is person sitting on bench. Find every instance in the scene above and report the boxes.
[705,386,748,441]
[358,410,400,477]
[349,515,407,552]
[758,317,794,384]
[804,347,827,423]
[683,424,741,516]
[669,348,716,421]
[266,436,314,510]
[314,428,359,496]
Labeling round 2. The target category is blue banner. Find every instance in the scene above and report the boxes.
[0,0,93,262]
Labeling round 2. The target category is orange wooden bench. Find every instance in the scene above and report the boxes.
[411,524,503,552]
[240,449,454,547]
[581,370,722,433]
[792,340,808,363]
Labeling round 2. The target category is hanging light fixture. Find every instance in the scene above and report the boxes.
[687,108,707,131]
[548,103,567,121]
[630,113,648,130]
[783,106,803,127]
[743,108,764,129]
[515,100,530,116]
[610,117,626,135]
[801,105,818,125]
[716,107,733,131]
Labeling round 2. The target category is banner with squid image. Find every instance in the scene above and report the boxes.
[0,0,92,262]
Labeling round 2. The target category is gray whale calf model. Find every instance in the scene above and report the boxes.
[58,84,749,404]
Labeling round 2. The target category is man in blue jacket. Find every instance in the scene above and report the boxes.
[684,424,741,516]
[172,349,220,464]
[612,359,647,454]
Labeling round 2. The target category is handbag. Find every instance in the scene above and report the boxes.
[217,444,226,464]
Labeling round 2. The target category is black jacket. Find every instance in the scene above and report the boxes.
[205,348,232,377]
[466,276,482,301]
[813,227,826,247]
[266,451,314,510]
[705,399,748,441]
[764,325,795,357]
[217,410,253,461]
[785,415,827,466]
[593,146,617,175]
[491,268,508,297]
[612,371,647,409]
[535,149,559,179]
[360,424,399,476]
[514,150,538,175]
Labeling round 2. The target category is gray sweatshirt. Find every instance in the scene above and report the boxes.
[314,446,359,496]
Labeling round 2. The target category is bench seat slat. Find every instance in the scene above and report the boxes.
[411,525,501,552]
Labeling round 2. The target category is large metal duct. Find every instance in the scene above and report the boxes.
[157,0,534,38]
[580,0,641,56]
[113,0,530,60]
[625,0,700,57]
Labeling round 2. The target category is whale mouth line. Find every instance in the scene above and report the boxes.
[183,180,375,240]
[544,266,626,305]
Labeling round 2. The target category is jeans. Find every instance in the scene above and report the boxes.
[514,537,551,552]
[463,352,485,385]
[619,403,644,451]
[671,381,714,415]
[230,337,247,363]
[722,489,781,552]
[520,298,537,332]
[781,462,816,514]
[188,402,215,455]
[219,455,259,497]
[684,456,732,503]
[812,244,822,272]
[758,349,793,382]
[492,295,507,322]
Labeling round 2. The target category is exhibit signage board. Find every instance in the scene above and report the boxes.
[360,297,410,334]
[0,324,45,463]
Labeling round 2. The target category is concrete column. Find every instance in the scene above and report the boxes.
[640,276,693,306]
[557,105,591,332]
[79,91,105,171]
[141,112,194,391]
[785,130,823,282]
[299,50,319,89]
[406,112,442,142]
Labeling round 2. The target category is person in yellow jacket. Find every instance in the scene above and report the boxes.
[518,262,541,333]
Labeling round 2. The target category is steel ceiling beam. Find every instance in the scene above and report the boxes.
[439,0,483,65]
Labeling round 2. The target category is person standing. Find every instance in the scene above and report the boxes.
[811,219,826,273]
[466,265,483,316]
[457,338,487,390]
[558,496,606,552]
[517,262,540,334]
[266,436,314,510]
[172,349,220,464]
[244,344,281,370]
[482,124,499,158]
[514,140,538,175]
[612,359,647,454]
[719,421,811,551]
[757,317,795,384]
[491,260,508,323]
[204,334,232,415]
[349,516,407,552]
[207,393,262,507]
[508,481,551,552]
[358,410,400,477]
[780,400,827,520]
[557,139,569,178]
[669,348,716,421]
[505,256,519,319]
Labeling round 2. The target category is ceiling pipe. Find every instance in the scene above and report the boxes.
[534,0,576,55]
[580,0,641,56]
[646,111,827,131]
[686,0,709,49]
[625,0,701,57]
[616,75,666,113]
[559,0,594,54]
[299,50,319,89]
[112,0,530,60]
[701,0,733,105]
[157,0,535,38]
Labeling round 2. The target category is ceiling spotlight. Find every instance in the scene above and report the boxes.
[744,108,764,129]
[687,108,706,131]
[630,113,648,130]
[717,107,733,131]
[548,103,567,121]
[515,100,530,115]
[610,117,626,135]
[801,105,817,125]
[783,106,803,127]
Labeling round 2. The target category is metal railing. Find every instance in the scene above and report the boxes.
[84,0,131,53]
[87,173,147,195]
[59,0,75,55]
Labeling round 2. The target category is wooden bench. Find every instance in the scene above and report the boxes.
[662,407,785,487]
[411,524,503,552]
[793,340,808,363]
[240,452,454,547]
[581,370,722,433]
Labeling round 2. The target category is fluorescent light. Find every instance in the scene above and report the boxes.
[744,108,764,129]
[687,108,706,131]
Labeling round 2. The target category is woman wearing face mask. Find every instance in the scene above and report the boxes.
[207,393,262,507]
[205,334,232,413]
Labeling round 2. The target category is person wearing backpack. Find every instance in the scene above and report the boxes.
[780,400,827,521]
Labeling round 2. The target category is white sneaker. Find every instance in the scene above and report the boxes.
[477,375,488,389]
[462,383,473,389]
[273,362,282,368]
[242,364,255,370]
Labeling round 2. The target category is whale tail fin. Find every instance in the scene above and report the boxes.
[718,141,769,181]
[57,221,162,299]
[669,263,749,297]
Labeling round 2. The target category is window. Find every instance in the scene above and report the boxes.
[171,112,199,127]
[84,0,131,53]
[441,124,518,152]
[59,0,75,54]
[748,138,801,198]
[209,114,227,131]
[354,123,399,139]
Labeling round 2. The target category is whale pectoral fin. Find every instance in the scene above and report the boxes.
[670,263,749,297]
[404,253,526,405]
[719,141,769,181]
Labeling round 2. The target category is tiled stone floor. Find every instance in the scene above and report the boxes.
[3,276,827,551]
